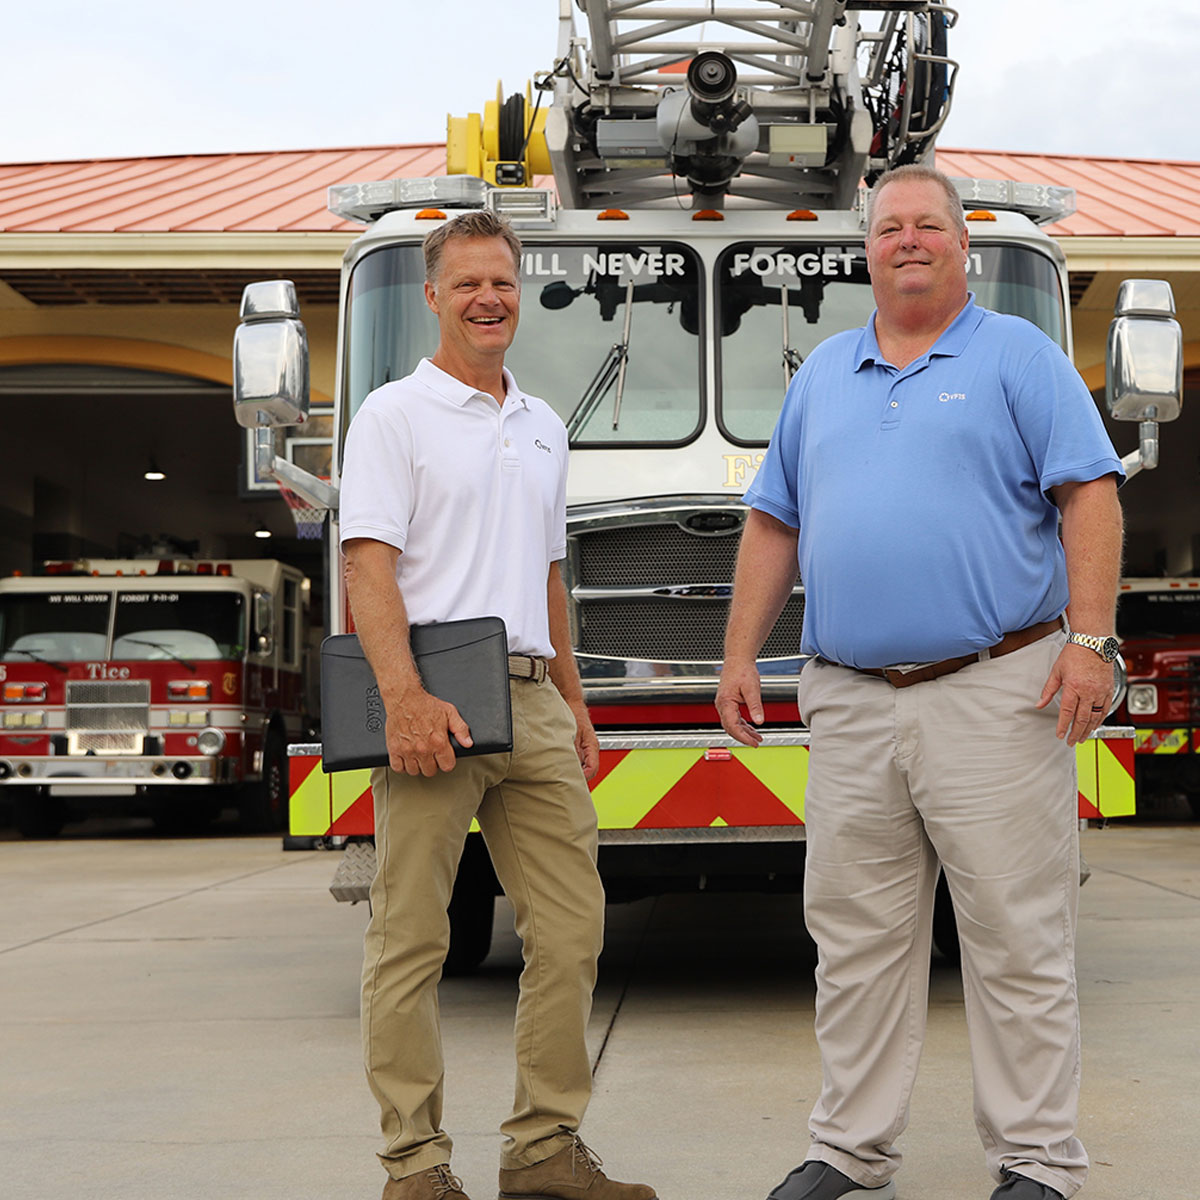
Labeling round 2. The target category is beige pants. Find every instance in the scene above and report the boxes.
[361,675,604,1178]
[797,630,1088,1197]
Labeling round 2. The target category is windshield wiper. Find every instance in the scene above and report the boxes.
[565,280,634,439]
[5,648,68,672]
[121,638,196,671]
[781,286,803,385]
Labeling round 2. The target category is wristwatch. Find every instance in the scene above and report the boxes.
[1067,632,1121,662]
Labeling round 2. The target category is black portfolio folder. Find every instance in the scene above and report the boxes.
[319,617,513,773]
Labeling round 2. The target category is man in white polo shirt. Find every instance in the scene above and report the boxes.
[338,210,655,1200]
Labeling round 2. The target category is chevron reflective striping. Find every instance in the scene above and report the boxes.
[289,754,330,836]
[1133,728,1189,754]
[636,754,804,828]
[734,746,809,821]
[331,767,373,830]
[1096,737,1135,818]
[590,748,704,829]
[1076,740,1100,819]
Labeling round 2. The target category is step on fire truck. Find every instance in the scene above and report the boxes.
[0,558,310,838]
[232,0,1182,968]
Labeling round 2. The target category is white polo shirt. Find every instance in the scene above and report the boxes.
[339,358,568,658]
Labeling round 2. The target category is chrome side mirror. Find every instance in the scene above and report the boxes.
[233,281,310,429]
[253,592,274,655]
[1105,280,1182,477]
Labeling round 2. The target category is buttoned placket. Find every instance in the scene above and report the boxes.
[877,356,933,431]
[487,391,523,469]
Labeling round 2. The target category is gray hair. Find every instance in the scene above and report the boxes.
[423,209,523,287]
[867,164,966,236]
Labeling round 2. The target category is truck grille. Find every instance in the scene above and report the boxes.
[66,679,150,754]
[576,524,742,586]
[569,513,803,663]
[1163,660,1200,722]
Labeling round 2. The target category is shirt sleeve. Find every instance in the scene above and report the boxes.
[1008,339,1125,493]
[337,400,415,553]
[743,371,804,528]
[548,415,569,563]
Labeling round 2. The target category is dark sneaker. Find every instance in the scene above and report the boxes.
[383,1164,471,1199]
[767,1161,896,1200]
[498,1136,656,1199]
[989,1172,1065,1200]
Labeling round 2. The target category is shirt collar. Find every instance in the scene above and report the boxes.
[415,357,529,409]
[854,293,984,371]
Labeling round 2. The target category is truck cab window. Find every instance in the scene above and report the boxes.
[343,242,703,448]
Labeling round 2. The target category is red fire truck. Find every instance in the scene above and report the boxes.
[1114,577,1200,817]
[0,558,310,837]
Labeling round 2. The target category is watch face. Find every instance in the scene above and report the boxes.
[1102,636,1120,662]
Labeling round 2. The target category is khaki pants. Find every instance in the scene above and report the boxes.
[361,675,604,1179]
[797,631,1088,1197]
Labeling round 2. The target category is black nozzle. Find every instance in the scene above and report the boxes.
[687,52,737,106]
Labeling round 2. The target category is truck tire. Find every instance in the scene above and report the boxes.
[240,731,288,834]
[12,789,67,839]
[444,836,499,974]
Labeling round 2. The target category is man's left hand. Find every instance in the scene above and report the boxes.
[1037,643,1116,746]
[569,699,600,780]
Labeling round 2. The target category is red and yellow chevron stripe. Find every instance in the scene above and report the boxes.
[289,731,1137,836]
[1132,727,1192,754]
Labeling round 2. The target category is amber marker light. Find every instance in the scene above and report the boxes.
[966,210,998,222]
[597,209,630,220]
[787,210,818,221]
[414,208,447,220]
[692,210,724,221]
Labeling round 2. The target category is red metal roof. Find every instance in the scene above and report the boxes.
[1,144,1198,236]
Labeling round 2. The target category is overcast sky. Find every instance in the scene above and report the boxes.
[3,0,1198,165]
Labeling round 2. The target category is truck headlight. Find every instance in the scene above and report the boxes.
[196,727,226,756]
[1126,684,1158,716]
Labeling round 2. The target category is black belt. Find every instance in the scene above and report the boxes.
[507,654,548,683]
[819,618,1062,689]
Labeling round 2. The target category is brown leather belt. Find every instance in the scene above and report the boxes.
[820,618,1062,689]
[507,654,548,684]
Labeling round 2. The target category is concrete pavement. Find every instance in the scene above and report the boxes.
[0,821,1196,1199]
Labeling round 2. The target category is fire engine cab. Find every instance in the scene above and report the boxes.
[0,558,309,837]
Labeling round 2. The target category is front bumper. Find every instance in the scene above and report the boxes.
[0,755,240,793]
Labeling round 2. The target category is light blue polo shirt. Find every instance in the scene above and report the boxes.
[745,296,1124,668]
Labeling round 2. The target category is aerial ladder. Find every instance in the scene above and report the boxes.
[450,0,959,213]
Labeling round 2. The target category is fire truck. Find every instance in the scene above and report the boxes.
[0,558,309,838]
[231,0,1182,967]
[1113,577,1200,817]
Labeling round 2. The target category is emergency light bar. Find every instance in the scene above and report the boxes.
[949,177,1077,226]
[328,176,490,224]
[485,188,557,228]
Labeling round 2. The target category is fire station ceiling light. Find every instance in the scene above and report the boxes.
[254,523,272,540]
[144,458,165,482]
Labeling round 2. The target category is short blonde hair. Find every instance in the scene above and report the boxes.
[423,210,523,287]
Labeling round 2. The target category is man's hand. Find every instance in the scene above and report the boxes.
[1037,643,1115,747]
[715,660,766,747]
[568,698,600,780]
[386,684,473,776]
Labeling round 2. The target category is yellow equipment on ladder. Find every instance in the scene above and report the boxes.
[447,82,552,187]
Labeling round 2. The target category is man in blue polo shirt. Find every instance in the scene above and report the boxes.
[717,164,1123,1200]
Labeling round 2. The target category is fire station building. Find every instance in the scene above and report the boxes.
[0,145,1198,579]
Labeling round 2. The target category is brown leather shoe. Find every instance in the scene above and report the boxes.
[382,1164,471,1199]
[498,1137,656,1200]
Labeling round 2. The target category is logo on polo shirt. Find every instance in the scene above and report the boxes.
[938,391,966,403]
[534,439,553,454]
